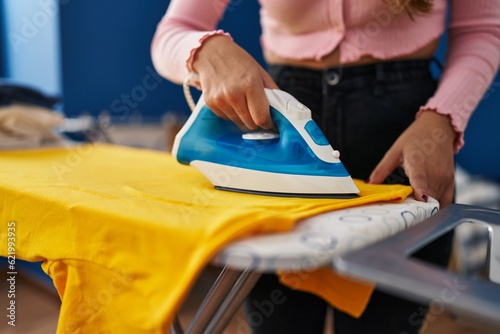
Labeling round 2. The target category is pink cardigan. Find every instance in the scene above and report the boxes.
[151,0,500,151]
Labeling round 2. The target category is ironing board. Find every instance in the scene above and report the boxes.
[0,143,433,333]
[173,196,439,334]
[334,204,500,332]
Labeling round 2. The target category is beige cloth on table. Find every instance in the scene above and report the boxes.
[0,103,64,149]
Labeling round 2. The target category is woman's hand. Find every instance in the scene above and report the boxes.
[192,35,279,130]
[368,111,457,208]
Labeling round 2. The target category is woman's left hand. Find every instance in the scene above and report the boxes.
[368,111,457,208]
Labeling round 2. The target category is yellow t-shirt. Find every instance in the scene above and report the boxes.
[0,144,412,333]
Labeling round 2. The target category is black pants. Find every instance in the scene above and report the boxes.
[245,59,454,334]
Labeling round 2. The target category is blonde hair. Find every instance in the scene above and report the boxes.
[384,0,433,16]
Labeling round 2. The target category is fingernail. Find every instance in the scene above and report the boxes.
[422,194,428,202]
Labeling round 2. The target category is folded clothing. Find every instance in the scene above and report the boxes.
[0,103,63,148]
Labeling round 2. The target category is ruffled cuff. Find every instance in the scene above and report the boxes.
[186,30,232,73]
[416,106,464,154]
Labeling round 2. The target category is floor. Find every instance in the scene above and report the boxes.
[0,265,497,334]
[0,272,60,334]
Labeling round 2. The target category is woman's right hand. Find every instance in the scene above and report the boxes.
[192,35,279,131]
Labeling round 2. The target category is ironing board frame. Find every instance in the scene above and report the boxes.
[172,267,261,334]
[170,197,440,334]
[334,204,500,332]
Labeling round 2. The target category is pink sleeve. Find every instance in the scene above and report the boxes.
[418,0,500,152]
[151,0,232,85]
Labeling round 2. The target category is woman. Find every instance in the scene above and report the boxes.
[151,1,500,333]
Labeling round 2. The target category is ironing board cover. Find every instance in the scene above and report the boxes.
[0,144,413,333]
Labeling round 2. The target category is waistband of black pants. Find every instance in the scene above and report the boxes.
[267,58,438,88]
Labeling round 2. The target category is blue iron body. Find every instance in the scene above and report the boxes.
[176,106,351,177]
[172,88,359,197]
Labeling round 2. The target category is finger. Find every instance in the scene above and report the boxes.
[229,95,260,131]
[207,104,229,120]
[427,177,455,208]
[205,93,249,130]
[247,87,273,129]
[405,159,454,207]
[261,69,280,90]
[224,108,249,131]
[405,164,429,202]
[368,148,402,184]
[439,181,455,208]
[211,103,248,130]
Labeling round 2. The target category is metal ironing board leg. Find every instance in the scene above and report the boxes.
[181,266,242,334]
[173,266,260,334]
[203,269,261,334]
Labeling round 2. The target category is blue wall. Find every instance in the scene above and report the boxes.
[59,0,263,122]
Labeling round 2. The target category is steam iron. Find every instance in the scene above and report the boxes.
[172,88,359,198]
